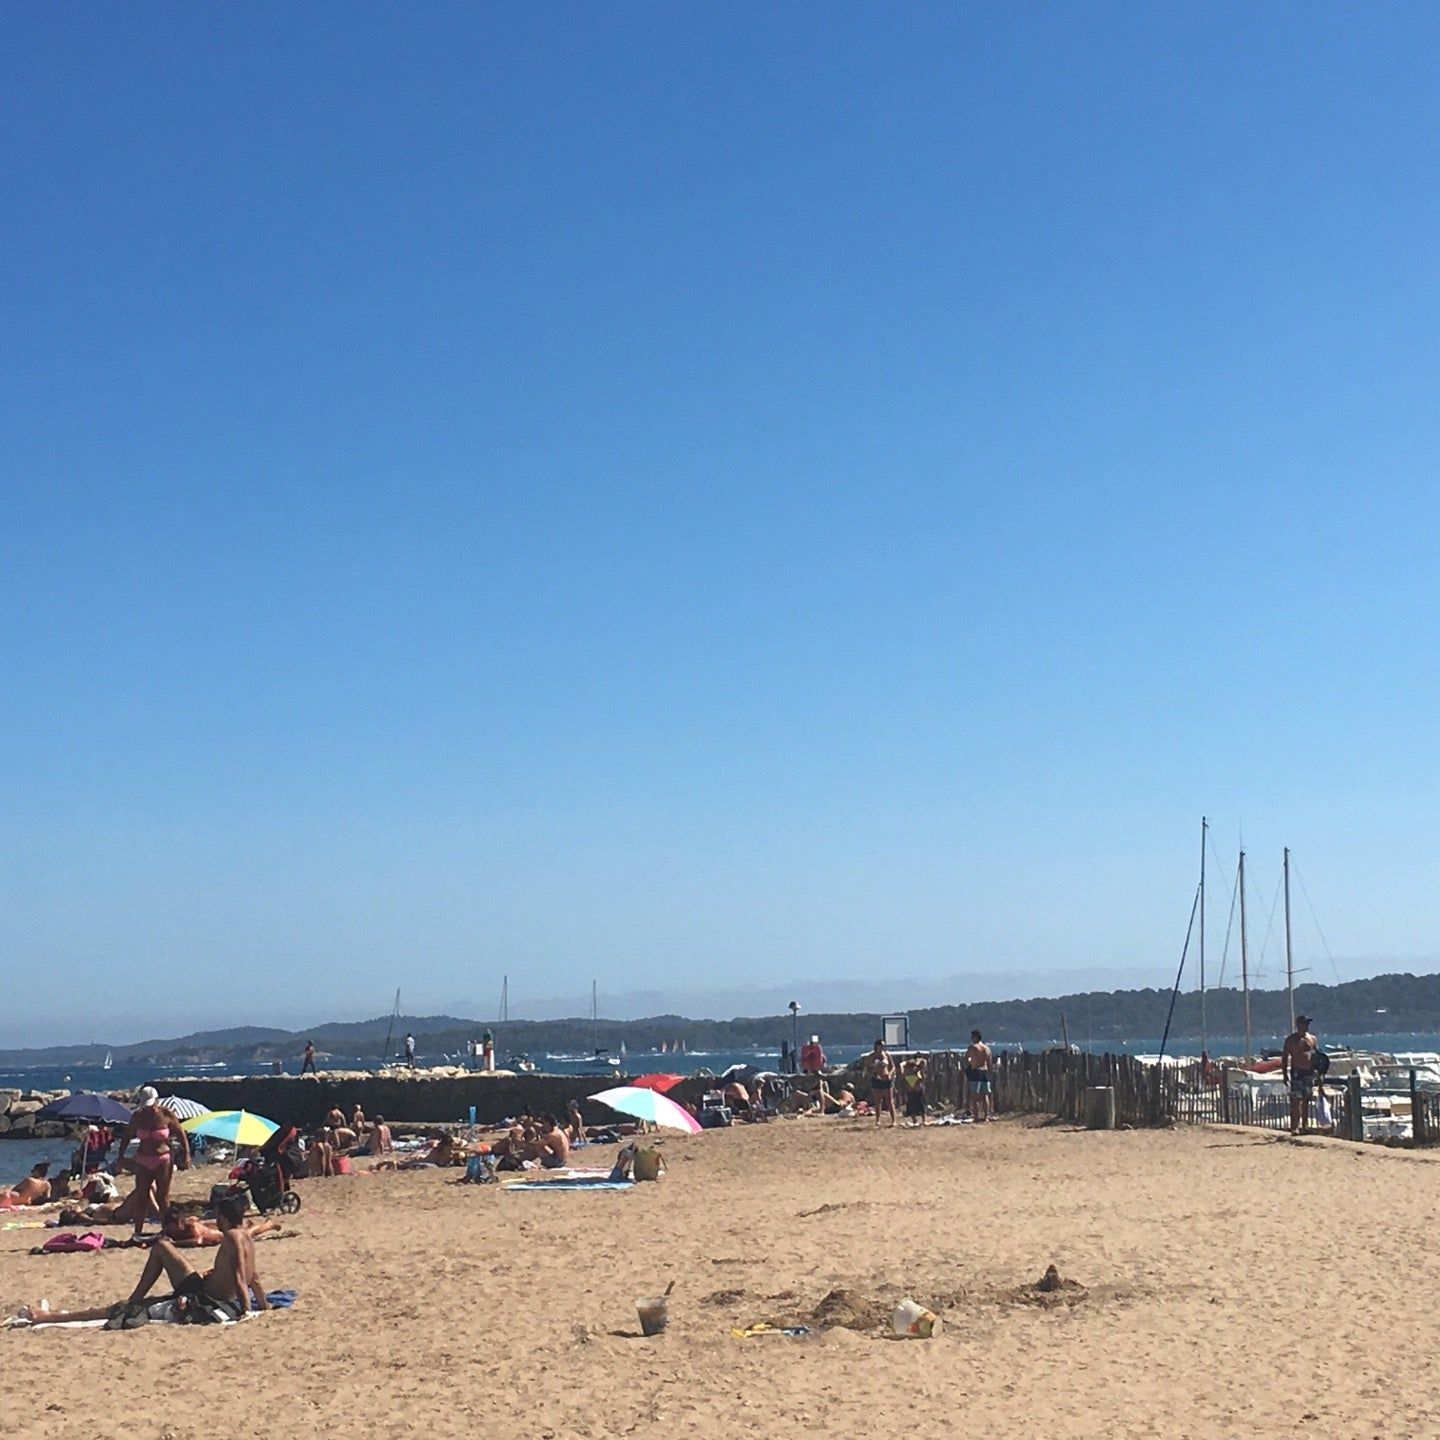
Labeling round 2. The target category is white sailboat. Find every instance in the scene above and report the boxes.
[102,1050,113,1071]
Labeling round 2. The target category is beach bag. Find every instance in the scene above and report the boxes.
[632,1147,666,1182]
[1315,1090,1333,1129]
[1311,1050,1331,1075]
[464,1154,496,1184]
[103,1299,152,1330]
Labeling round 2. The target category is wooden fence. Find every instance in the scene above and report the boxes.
[916,1049,1365,1137]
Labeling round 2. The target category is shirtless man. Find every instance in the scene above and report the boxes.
[1282,1014,1318,1135]
[867,1040,897,1127]
[532,1114,569,1170]
[369,1114,392,1156]
[964,1030,994,1122]
[1,1163,52,1207]
[21,1196,268,1326]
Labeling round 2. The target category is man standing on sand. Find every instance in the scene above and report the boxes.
[964,1030,994,1123]
[1282,1014,1319,1135]
[866,1039,897,1127]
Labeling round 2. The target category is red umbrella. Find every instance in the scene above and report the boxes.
[630,1073,685,1093]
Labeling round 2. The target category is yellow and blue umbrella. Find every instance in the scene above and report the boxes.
[181,1109,278,1147]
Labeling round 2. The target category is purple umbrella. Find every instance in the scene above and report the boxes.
[33,1092,133,1125]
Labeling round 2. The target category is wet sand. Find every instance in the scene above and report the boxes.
[0,1116,1432,1438]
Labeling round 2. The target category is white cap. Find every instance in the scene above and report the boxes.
[137,1085,159,1107]
[810,1036,819,1044]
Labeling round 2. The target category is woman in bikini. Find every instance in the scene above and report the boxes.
[115,1086,190,1238]
[867,1040,897,1127]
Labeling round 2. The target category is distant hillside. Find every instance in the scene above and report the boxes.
[3,972,1438,1068]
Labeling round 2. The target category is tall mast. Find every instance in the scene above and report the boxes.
[1199,816,1207,1056]
[499,974,508,1023]
[1238,849,1252,1063]
[1283,846,1295,1031]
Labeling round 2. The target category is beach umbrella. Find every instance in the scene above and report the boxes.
[33,1093,132,1125]
[589,1085,703,1134]
[720,1063,762,1087]
[630,1073,685,1093]
[181,1109,278,1148]
[157,1096,211,1120]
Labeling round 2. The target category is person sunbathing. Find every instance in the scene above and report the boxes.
[307,1132,335,1178]
[1,1164,53,1207]
[372,1131,457,1170]
[161,1204,281,1248]
[18,1196,269,1327]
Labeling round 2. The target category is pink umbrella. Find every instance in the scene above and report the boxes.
[589,1085,703,1134]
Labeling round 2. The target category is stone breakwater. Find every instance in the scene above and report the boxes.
[0,1090,72,1140]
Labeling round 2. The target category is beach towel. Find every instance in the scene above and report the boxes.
[34,1231,109,1254]
[507,1178,634,1192]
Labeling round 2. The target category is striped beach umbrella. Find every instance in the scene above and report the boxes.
[158,1096,211,1120]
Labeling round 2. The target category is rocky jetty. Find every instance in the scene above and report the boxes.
[0,1089,74,1139]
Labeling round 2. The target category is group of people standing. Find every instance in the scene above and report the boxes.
[861,1031,997,1127]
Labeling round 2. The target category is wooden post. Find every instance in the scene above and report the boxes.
[1411,1068,1425,1145]
[1346,1073,1364,1142]
[1085,1086,1116,1130]
[1220,1065,1232,1124]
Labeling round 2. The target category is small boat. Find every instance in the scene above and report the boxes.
[102,1051,113,1071]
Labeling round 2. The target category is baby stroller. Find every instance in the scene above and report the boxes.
[222,1155,302,1216]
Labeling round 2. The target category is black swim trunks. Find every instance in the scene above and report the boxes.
[176,1272,245,1323]
[904,1087,925,1118]
[1288,1070,1315,1097]
[871,1077,893,1092]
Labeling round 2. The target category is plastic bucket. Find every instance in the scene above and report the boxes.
[636,1296,669,1336]
[891,1297,939,1338]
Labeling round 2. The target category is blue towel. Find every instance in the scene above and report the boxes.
[264,1289,298,1308]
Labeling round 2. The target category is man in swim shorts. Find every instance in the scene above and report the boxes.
[964,1030,994,1123]
[1282,1014,1318,1135]
[867,1040,897,1127]
[18,1195,268,1327]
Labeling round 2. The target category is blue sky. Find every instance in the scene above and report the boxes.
[4,6,1439,1046]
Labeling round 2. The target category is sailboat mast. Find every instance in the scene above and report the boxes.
[1199,816,1207,1056]
[499,974,509,1024]
[1238,848,1252,1063]
[1283,846,1295,1030]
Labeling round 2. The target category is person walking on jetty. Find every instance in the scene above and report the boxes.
[867,1039,897,1127]
[404,1033,417,1069]
[1282,1014,1319,1135]
[964,1030,994,1123]
[300,1040,317,1075]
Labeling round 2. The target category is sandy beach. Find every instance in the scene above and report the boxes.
[1,1115,1432,1439]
